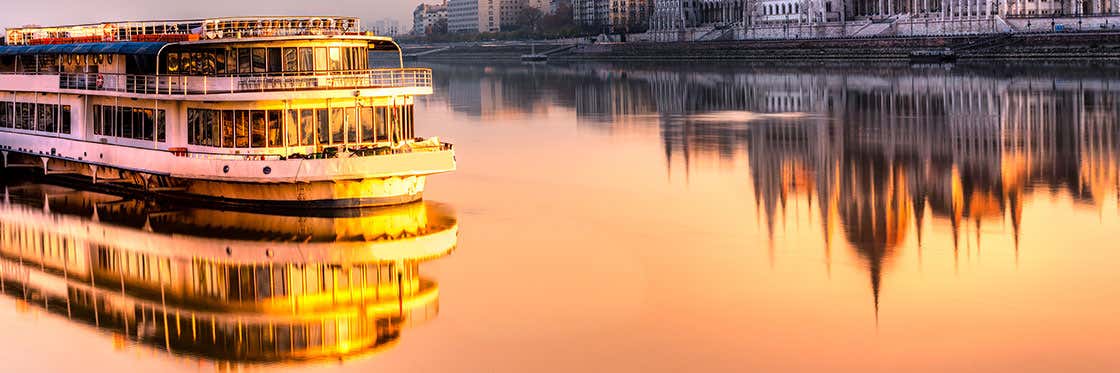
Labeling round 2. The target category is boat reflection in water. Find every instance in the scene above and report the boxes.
[0,180,457,367]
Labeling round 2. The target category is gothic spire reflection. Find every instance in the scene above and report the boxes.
[426,61,1120,321]
[652,65,1120,319]
[0,180,458,367]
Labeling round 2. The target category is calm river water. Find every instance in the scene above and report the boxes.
[2,61,1120,372]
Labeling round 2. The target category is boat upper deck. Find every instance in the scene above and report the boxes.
[4,16,365,45]
[0,17,431,99]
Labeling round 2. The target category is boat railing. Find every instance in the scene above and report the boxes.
[55,68,432,95]
[170,141,453,161]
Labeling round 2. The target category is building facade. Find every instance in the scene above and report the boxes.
[449,0,482,32]
[575,0,653,31]
[413,1,450,35]
[649,0,1120,36]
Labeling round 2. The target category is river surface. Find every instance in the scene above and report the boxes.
[3,61,1120,372]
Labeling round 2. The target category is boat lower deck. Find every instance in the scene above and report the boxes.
[0,133,455,209]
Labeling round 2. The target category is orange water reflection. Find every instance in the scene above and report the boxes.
[0,181,456,369]
[4,61,1120,372]
[418,61,1120,372]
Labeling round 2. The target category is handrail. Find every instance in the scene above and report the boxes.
[46,68,433,95]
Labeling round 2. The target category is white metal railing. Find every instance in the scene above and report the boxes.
[54,68,432,95]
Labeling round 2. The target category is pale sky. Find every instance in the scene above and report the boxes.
[1,0,416,31]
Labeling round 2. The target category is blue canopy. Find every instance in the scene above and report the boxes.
[0,42,167,56]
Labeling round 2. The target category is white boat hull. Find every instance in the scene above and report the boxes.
[1,131,455,208]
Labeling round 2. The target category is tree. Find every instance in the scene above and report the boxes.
[517,7,545,33]
[542,1,577,33]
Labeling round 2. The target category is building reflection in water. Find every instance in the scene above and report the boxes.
[429,61,1120,318]
[0,181,457,367]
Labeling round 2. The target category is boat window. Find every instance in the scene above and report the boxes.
[330,107,344,144]
[0,102,12,128]
[356,47,368,69]
[251,110,267,147]
[329,47,341,71]
[314,48,327,71]
[157,110,166,142]
[286,109,300,147]
[300,109,315,146]
[404,105,414,139]
[227,49,238,74]
[345,107,358,144]
[167,53,180,74]
[235,110,250,147]
[141,108,155,141]
[215,50,228,75]
[202,52,216,75]
[36,104,56,133]
[238,49,251,74]
[222,110,235,147]
[121,107,133,139]
[316,108,329,145]
[298,48,313,72]
[187,109,206,146]
[375,107,388,141]
[134,109,146,140]
[61,105,71,135]
[267,110,282,147]
[283,48,298,72]
[101,106,115,136]
[207,110,219,147]
[17,103,33,130]
[268,48,282,73]
[87,105,161,141]
[251,48,267,74]
[360,107,374,142]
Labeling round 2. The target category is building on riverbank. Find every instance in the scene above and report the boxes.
[573,0,654,32]
[646,0,1120,41]
[414,1,450,35]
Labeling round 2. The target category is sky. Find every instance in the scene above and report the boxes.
[1,0,417,32]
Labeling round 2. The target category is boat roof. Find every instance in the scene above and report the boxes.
[0,35,401,57]
[0,41,166,56]
[4,16,369,46]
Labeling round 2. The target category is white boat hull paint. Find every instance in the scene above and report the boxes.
[1,130,455,208]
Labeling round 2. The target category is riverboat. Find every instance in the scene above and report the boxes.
[0,16,455,208]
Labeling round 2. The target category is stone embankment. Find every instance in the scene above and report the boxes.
[401,32,1120,62]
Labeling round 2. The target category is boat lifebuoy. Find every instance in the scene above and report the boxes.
[95,74,104,89]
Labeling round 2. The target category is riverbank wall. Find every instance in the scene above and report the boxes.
[401,31,1120,62]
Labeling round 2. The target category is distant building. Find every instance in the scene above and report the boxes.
[574,0,652,32]
[369,18,403,36]
[448,0,482,32]
[413,1,450,35]
[649,0,1120,38]
[448,0,550,33]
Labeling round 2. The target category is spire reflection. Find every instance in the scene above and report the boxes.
[424,61,1119,321]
